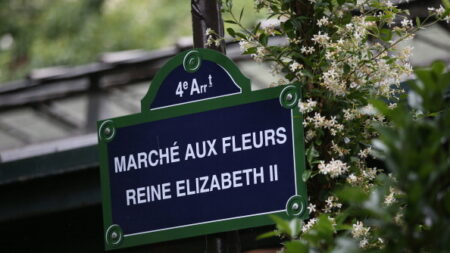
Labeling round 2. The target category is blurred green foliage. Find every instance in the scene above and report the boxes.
[368,61,450,252]
[0,0,192,82]
[0,0,264,83]
[271,62,450,252]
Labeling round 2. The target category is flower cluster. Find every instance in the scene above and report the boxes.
[223,0,449,250]
[352,221,371,248]
[318,159,349,178]
[428,5,450,23]
[205,28,223,47]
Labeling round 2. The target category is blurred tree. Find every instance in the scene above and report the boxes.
[0,0,264,83]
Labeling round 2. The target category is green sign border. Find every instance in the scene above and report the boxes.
[98,48,308,251]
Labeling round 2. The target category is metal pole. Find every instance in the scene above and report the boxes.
[191,1,237,252]
[191,0,226,54]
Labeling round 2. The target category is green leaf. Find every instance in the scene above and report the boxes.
[365,16,378,22]
[226,28,236,37]
[270,215,291,235]
[253,22,261,34]
[224,19,237,24]
[370,99,389,116]
[235,32,246,39]
[302,170,312,182]
[315,214,335,239]
[289,218,302,237]
[259,33,268,46]
[380,28,392,42]
[415,17,421,27]
[239,7,244,22]
[244,47,257,55]
[431,60,446,75]
[336,186,369,204]
[256,230,277,240]
[285,240,308,253]
[270,4,279,13]
[343,63,351,74]
[305,145,319,165]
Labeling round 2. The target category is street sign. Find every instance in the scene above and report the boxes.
[98,49,308,250]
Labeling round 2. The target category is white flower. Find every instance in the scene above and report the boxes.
[255,0,265,5]
[399,45,413,60]
[360,104,377,115]
[362,167,377,181]
[388,103,398,109]
[318,159,349,178]
[239,39,258,53]
[317,17,330,27]
[306,112,344,135]
[352,221,370,239]
[331,141,349,157]
[264,22,279,36]
[205,28,213,35]
[307,203,316,214]
[305,129,316,142]
[298,98,317,113]
[301,46,315,55]
[251,46,268,62]
[289,61,303,72]
[356,0,365,7]
[312,31,330,45]
[359,238,369,248]
[401,18,413,28]
[343,109,357,120]
[429,5,445,16]
[323,196,342,213]
[346,23,353,30]
[289,37,301,44]
[206,36,214,46]
[358,147,372,159]
[384,192,395,205]
[394,213,404,225]
[347,173,358,184]
[384,187,399,205]
[301,218,317,233]
[270,63,283,76]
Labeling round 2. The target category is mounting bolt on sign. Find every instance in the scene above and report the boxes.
[279,84,301,109]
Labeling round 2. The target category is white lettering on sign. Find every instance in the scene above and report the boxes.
[115,125,289,208]
[125,182,172,206]
[125,164,280,206]
[175,75,213,98]
[221,127,287,154]
[112,127,288,174]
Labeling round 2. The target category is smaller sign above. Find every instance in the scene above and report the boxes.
[150,51,243,109]
[143,50,250,111]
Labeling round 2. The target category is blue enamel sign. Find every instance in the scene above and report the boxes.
[98,49,308,250]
